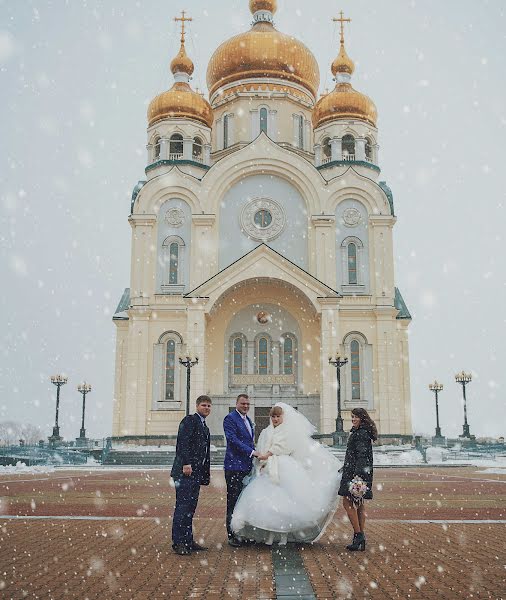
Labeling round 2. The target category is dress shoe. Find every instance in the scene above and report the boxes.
[228,536,243,548]
[172,543,192,555]
[191,541,208,551]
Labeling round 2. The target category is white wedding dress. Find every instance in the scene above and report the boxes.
[231,403,342,544]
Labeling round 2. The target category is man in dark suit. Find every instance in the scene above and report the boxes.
[170,395,212,555]
[223,393,259,547]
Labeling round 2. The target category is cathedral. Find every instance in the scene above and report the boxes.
[112,0,412,441]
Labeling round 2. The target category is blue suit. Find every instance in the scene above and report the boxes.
[223,410,255,538]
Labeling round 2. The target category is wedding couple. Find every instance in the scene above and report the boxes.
[170,394,376,555]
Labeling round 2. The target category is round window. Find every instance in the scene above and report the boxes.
[254,209,272,229]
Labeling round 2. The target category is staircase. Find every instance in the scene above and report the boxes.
[102,447,226,466]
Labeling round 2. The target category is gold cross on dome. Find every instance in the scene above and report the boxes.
[332,10,351,44]
[174,10,192,43]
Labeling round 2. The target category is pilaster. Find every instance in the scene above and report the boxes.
[319,300,341,433]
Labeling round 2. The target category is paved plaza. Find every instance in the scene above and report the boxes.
[0,466,504,599]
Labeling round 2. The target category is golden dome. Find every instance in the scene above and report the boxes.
[249,0,277,13]
[207,5,319,101]
[331,43,354,76]
[148,41,213,128]
[312,82,377,128]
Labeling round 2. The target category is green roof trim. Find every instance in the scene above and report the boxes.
[113,288,130,320]
[145,159,210,174]
[317,159,380,174]
[379,181,395,216]
[394,287,411,319]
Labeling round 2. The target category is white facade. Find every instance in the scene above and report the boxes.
[112,5,412,440]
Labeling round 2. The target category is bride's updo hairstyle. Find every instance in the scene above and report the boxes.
[351,408,378,441]
[269,406,283,417]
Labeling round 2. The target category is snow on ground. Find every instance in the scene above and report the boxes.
[0,461,55,474]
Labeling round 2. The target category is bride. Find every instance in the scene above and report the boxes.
[231,402,341,544]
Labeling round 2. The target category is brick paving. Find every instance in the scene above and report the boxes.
[0,466,504,599]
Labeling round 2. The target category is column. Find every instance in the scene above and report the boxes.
[268,110,277,141]
[314,144,322,167]
[187,301,208,399]
[191,214,217,288]
[330,137,342,161]
[203,143,211,165]
[355,138,366,161]
[183,137,193,160]
[128,215,156,305]
[311,216,336,286]
[250,110,260,140]
[159,138,169,160]
[319,301,340,433]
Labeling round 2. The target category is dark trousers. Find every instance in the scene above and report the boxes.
[172,476,201,547]
[225,470,249,539]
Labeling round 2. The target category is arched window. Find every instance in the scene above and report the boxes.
[223,115,229,149]
[348,243,357,285]
[322,137,331,161]
[342,134,355,160]
[192,137,203,161]
[350,340,361,400]
[153,136,161,160]
[260,107,268,134]
[169,134,183,157]
[162,235,185,289]
[169,242,179,284]
[283,337,293,375]
[233,338,243,375]
[165,339,176,400]
[258,337,268,374]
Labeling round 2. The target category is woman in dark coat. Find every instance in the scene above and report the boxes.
[338,407,377,551]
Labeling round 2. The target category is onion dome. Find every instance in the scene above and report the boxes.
[148,16,213,128]
[313,18,377,128]
[207,1,319,102]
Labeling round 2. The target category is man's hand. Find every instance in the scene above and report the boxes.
[252,450,260,458]
[182,464,192,476]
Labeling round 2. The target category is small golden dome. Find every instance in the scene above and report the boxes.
[207,9,319,100]
[170,42,194,77]
[331,43,354,76]
[312,82,377,128]
[249,0,277,13]
[148,41,213,128]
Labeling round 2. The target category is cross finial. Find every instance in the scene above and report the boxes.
[174,10,192,44]
[332,10,351,45]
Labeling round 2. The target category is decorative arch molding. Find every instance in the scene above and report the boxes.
[158,330,184,344]
[341,331,373,409]
[134,175,202,215]
[329,188,382,216]
[324,168,393,216]
[201,134,325,215]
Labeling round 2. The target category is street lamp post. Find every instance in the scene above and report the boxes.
[179,355,199,416]
[77,382,92,444]
[49,374,67,444]
[455,371,474,439]
[329,353,348,446]
[428,380,445,445]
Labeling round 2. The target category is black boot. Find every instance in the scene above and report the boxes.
[346,531,366,551]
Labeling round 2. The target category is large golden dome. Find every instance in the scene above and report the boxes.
[148,39,213,128]
[207,2,319,101]
[313,39,377,129]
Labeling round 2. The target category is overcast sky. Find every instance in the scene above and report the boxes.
[1,0,505,441]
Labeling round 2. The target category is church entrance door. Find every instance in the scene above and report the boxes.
[254,407,271,443]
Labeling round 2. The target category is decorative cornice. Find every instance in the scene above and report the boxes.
[317,159,380,173]
[128,214,157,227]
[311,215,335,226]
[192,214,216,226]
[145,159,210,174]
[369,215,397,226]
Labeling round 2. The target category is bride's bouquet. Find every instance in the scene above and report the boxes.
[348,476,369,506]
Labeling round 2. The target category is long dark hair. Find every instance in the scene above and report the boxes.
[351,408,378,441]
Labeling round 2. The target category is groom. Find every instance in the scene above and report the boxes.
[223,393,259,547]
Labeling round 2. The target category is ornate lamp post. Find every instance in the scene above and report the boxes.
[428,380,445,445]
[455,371,474,439]
[329,353,348,446]
[77,382,92,444]
[179,355,199,416]
[49,374,67,444]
